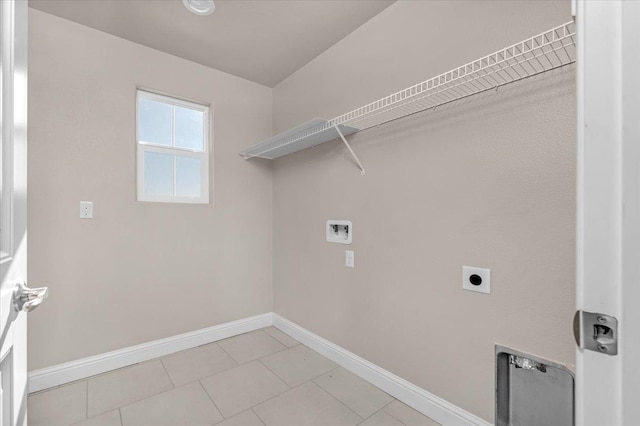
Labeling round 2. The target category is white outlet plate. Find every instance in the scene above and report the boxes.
[80,201,93,219]
[345,250,355,268]
[462,266,490,294]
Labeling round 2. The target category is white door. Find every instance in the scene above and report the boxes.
[575,0,640,425]
[1,1,47,425]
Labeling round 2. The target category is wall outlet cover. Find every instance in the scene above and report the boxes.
[80,201,93,219]
[462,266,490,294]
[346,250,355,268]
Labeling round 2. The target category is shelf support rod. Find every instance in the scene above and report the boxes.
[333,123,366,176]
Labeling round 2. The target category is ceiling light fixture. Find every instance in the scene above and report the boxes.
[183,0,215,16]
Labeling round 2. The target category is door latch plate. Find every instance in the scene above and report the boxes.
[573,310,618,356]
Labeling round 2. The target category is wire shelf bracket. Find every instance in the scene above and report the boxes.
[239,20,576,174]
[333,123,365,175]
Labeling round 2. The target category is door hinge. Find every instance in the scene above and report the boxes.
[573,310,618,356]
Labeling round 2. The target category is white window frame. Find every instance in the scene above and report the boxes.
[136,89,210,204]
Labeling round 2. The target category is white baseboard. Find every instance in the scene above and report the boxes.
[28,313,273,393]
[29,312,489,426]
[272,314,491,426]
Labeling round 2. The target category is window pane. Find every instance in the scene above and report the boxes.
[175,106,204,151]
[176,156,202,197]
[138,97,172,146]
[144,151,174,196]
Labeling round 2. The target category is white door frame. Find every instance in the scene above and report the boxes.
[619,2,640,423]
[0,0,29,425]
[576,1,640,424]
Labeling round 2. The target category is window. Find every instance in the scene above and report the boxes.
[136,90,210,203]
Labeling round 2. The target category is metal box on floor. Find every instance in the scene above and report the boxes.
[496,345,574,426]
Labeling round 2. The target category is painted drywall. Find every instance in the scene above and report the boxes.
[272,1,575,423]
[27,9,273,370]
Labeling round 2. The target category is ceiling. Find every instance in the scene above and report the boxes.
[29,0,395,87]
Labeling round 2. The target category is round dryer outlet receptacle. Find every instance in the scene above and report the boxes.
[469,274,483,286]
[462,266,491,294]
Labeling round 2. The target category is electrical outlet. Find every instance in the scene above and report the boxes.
[80,201,93,219]
[462,266,490,294]
[346,250,355,268]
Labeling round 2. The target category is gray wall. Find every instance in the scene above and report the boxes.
[27,10,273,370]
[272,1,575,422]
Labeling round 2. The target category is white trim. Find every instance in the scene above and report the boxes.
[272,314,490,426]
[29,313,488,426]
[574,1,636,424]
[620,2,640,422]
[28,313,272,393]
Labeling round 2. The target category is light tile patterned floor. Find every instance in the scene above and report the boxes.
[28,327,441,426]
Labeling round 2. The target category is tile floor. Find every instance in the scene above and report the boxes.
[28,327,440,426]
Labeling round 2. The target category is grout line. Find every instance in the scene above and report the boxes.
[197,379,225,420]
[85,379,89,422]
[215,341,244,366]
[39,324,281,421]
[261,344,294,359]
[382,399,442,425]
[251,408,267,426]
[248,361,354,422]
[272,321,448,425]
[310,363,342,379]
[254,337,396,425]
[89,363,176,418]
[321,365,342,375]
[57,382,91,426]
[245,367,364,425]
[255,358,291,390]
[158,358,176,388]
[255,344,342,390]
[189,331,294,383]
[68,406,124,426]
[70,326,409,426]
[109,381,190,417]
[219,337,291,366]
[246,381,307,414]
[264,327,300,348]
[380,399,397,411]
[356,400,401,425]
[311,377,364,422]
[77,362,142,387]
[259,334,306,361]
[310,365,342,387]
[198,340,222,349]
[168,352,242,388]
[383,401,414,426]
[152,342,240,387]
[192,360,296,423]
[255,330,290,355]
[178,362,240,386]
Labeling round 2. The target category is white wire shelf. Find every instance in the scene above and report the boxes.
[241,119,359,160]
[240,20,576,164]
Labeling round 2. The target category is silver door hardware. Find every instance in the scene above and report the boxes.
[13,282,49,312]
[573,310,618,356]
